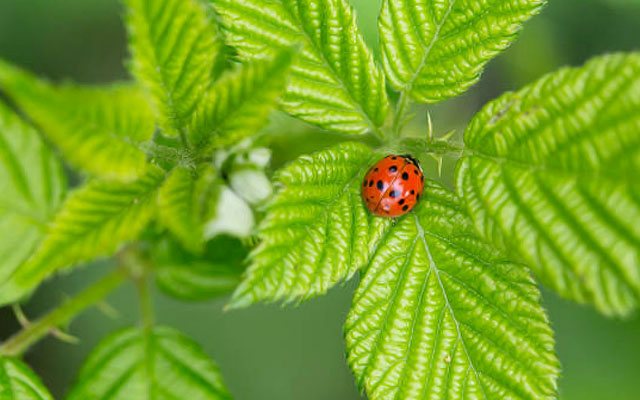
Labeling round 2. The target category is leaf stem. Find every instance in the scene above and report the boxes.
[0,269,127,357]
[392,91,411,139]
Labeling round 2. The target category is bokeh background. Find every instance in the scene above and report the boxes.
[1,0,639,399]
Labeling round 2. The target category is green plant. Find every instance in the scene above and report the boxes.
[0,0,638,398]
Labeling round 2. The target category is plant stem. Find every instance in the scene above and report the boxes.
[135,274,154,330]
[392,91,411,139]
[0,269,127,357]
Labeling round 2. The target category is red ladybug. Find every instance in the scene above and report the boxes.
[361,155,424,218]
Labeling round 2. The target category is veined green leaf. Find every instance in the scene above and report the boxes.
[229,142,390,308]
[0,166,165,306]
[457,53,640,316]
[158,167,204,253]
[346,181,559,400]
[66,326,232,400]
[211,0,390,135]
[125,0,222,135]
[0,357,53,400]
[0,59,154,180]
[0,101,65,292]
[379,0,545,102]
[155,236,246,301]
[189,49,293,149]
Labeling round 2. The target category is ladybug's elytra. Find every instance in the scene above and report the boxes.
[361,155,425,218]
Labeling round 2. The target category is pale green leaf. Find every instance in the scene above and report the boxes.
[457,53,640,316]
[66,326,232,400]
[125,0,222,135]
[0,101,65,291]
[0,357,53,400]
[155,236,246,301]
[379,0,545,102]
[229,142,390,308]
[0,59,155,180]
[158,167,204,253]
[189,49,293,149]
[211,0,390,135]
[0,166,165,306]
[346,181,559,400]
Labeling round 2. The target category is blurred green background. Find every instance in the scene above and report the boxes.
[1,0,639,399]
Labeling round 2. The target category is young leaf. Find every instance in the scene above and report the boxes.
[228,142,391,308]
[0,357,54,400]
[66,326,232,400]
[125,0,222,135]
[0,166,165,306]
[379,0,545,102]
[0,101,65,292]
[189,49,294,149]
[157,167,204,253]
[211,0,390,135]
[155,236,247,301]
[457,53,640,316]
[346,181,559,400]
[0,60,155,180]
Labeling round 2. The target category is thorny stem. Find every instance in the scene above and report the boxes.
[0,268,127,357]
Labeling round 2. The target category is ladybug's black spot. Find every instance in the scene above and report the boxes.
[369,180,374,187]
[411,190,415,195]
[398,198,405,205]
[420,175,424,182]
[402,172,409,180]
[413,169,419,175]
[391,156,397,160]
[417,194,421,201]
[402,205,409,211]
[389,166,397,173]
[374,168,379,172]
[389,190,398,198]
[377,180,384,191]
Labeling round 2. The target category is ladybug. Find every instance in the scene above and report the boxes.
[361,154,424,218]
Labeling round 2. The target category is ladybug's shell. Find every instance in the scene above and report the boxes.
[361,155,424,218]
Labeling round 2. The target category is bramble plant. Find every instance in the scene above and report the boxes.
[0,0,638,398]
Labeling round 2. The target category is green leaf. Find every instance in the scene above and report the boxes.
[212,0,390,135]
[229,142,390,308]
[189,49,294,149]
[379,0,545,102]
[155,236,247,301]
[0,357,53,400]
[346,181,559,400]
[456,53,640,317]
[66,326,232,400]
[0,166,165,306]
[0,101,65,292]
[157,167,205,253]
[0,59,155,180]
[125,0,222,135]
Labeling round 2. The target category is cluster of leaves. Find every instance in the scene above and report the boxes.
[0,0,638,399]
